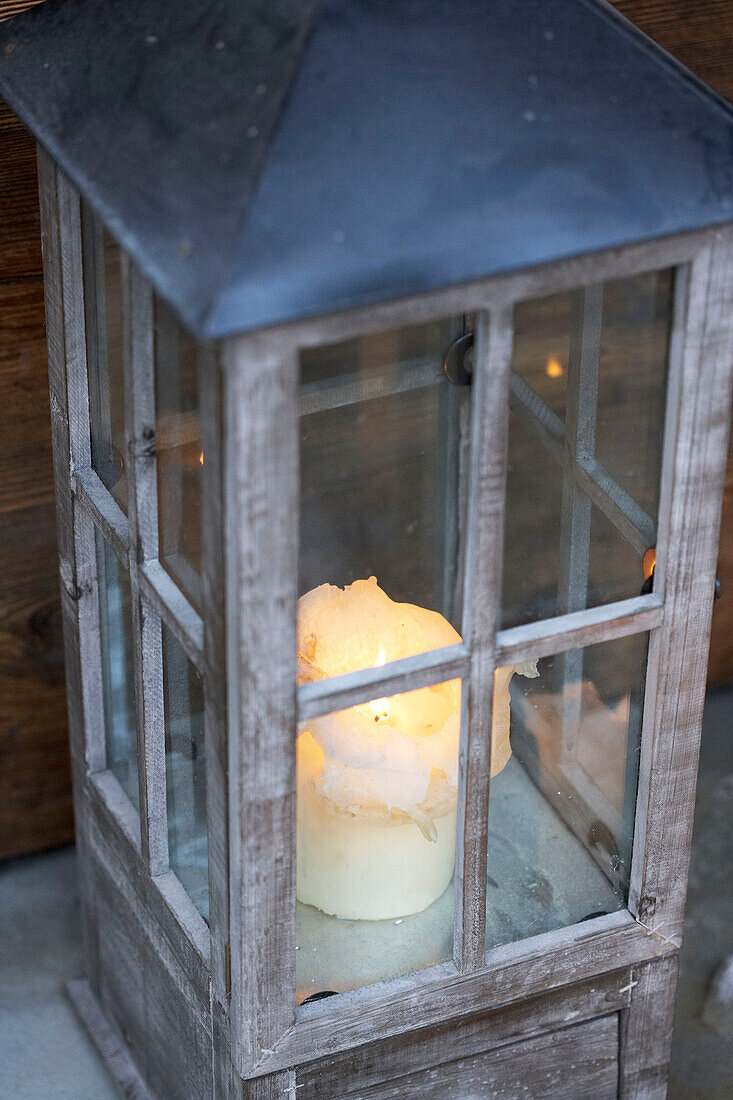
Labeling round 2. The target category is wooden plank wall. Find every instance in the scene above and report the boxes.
[0,0,731,859]
[0,0,71,860]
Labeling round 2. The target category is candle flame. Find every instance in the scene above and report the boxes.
[643,547,656,581]
[370,647,390,723]
[199,451,204,466]
[546,355,564,379]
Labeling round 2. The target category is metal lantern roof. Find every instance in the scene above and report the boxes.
[1,0,732,340]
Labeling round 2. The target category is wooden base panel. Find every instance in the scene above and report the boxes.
[67,978,155,1100]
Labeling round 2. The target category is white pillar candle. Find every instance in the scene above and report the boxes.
[296,578,537,920]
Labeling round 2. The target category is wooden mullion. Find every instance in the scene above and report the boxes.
[72,464,129,563]
[52,171,109,778]
[495,592,663,666]
[226,334,298,1076]
[122,257,168,877]
[453,307,513,973]
[629,229,733,939]
[557,285,602,759]
[297,643,470,721]
[138,560,204,671]
[509,373,656,555]
[200,343,231,1011]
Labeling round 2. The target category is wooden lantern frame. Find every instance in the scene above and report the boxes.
[40,142,733,1098]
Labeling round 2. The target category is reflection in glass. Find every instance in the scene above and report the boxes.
[485,632,648,950]
[503,269,673,627]
[299,316,469,669]
[163,625,208,920]
[83,207,127,511]
[155,297,202,610]
[296,675,462,1003]
[95,530,138,810]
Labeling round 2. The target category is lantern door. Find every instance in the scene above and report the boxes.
[224,227,733,1086]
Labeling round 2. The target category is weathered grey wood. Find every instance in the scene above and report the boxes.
[297,643,469,721]
[88,771,211,970]
[38,147,102,1002]
[630,228,733,942]
[454,307,513,972]
[495,592,663,666]
[200,343,231,1013]
[224,335,298,1076]
[91,839,213,1100]
[242,1073,297,1100]
[619,956,679,1099]
[363,1014,616,1100]
[73,463,130,564]
[313,1014,619,1100]
[122,256,168,876]
[261,229,711,354]
[138,559,204,670]
[259,911,671,1074]
[52,174,110,775]
[299,970,631,1098]
[67,979,154,1100]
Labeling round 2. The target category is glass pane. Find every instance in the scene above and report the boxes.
[163,624,208,920]
[83,207,127,511]
[299,317,469,675]
[95,529,138,810]
[296,678,461,1003]
[503,269,674,627]
[155,296,202,610]
[485,632,648,951]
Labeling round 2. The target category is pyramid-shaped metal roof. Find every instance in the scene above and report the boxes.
[1,0,732,339]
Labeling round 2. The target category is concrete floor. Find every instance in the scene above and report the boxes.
[0,688,731,1099]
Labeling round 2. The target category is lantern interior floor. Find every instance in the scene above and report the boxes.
[295,754,622,1002]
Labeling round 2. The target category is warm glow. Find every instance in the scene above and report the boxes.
[643,547,656,581]
[199,451,204,466]
[370,647,390,723]
[546,355,564,378]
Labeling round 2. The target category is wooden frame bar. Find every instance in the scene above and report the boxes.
[122,259,169,876]
[225,335,299,1076]
[138,560,204,670]
[453,307,513,972]
[72,465,129,564]
[297,644,469,721]
[200,343,231,1012]
[629,228,733,940]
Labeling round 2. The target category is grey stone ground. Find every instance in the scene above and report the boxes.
[0,687,731,1099]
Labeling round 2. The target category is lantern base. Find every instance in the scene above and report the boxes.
[66,979,152,1099]
[297,784,456,921]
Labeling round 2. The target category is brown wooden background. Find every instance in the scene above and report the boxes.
[1,0,732,860]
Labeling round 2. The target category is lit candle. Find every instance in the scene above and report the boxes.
[296,577,537,920]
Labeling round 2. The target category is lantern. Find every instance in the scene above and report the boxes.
[2,1,732,1096]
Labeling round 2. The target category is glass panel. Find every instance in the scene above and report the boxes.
[485,632,648,951]
[83,208,127,511]
[163,624,208,920]
[299,316,469,675]
[95,529,138,810]
[296,679,461,1003]
[502,269,674,628]
[155,296,202,610]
